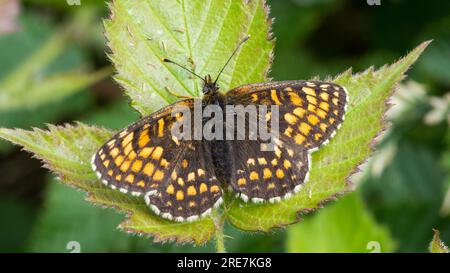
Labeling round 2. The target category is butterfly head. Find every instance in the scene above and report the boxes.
[202,75,219,95]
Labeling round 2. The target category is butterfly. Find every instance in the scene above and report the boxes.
[91,37,348,222]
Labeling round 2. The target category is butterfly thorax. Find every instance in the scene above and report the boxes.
[200,76,231,184]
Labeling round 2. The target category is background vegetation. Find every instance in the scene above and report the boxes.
[0,0,449,252]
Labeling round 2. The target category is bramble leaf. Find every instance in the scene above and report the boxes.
[225,41,431,231]
[104,0,273,115]
[0,124,215,244]
[0,0,430,245]
[429,229,449,253]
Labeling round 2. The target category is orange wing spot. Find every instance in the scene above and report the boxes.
[210,185,220,193]
[247,158,256,165]
[271,158,278,166]
[238,178,246,186]
[287,148,294,157]
[333,110,339,115]
[108,170,113,176]
[186,186,196,196]
[316,109,327,119]
[131,160,143,173]
[306,95,317,105]
[274,146,282,158]
[284,113,298,125]
[157,118,165,137]
[138,130,150,148]
[258,158,268,165]
[265,111,272,122]
[320,123,327,132]
[160,158,169,168]
[332,97,339,105]
[115,174,122,181]
[127,151,137,161]
[319,101,330,111]
[329,118,335,124]
[177,177,185,186]
[176,190,184,201]
[288,92,302,106]
[299,122,311,136]
[199,183,207,193]
[119,130,128,138]
[110,147,120,158]
[283,160,292,169]
[295,134,306,144]
[333,91,339,97]
[100,153,106,160]
[270,89,282,105]
[166,184,175,194]
[293,107,306,118]
[187,172,195,182]
[137,180,145,187]
[125,174,135,184]
[308,115,320,125]
[189,201,196,207]
[308,104,316,112]
[123,143,132,156]
[283,127,293,137]
[250,171,259,180]
[120,160,131,172]
[197,168,205,177]
[143,162,155,176]
[302,87,316,96]
[263,168,272,179]
[153,170,165,181]
[139,147,154,158]
[151,146,163,160]
[122,132,134,147]
[103,160,110,168]
[320,92,329,101]
[107,139,116,148]
[114,155,124,166]
[315,133,322,141]
[181,159,188,168]
[251,93,259,102]
[276,169,285,179]
[268,183,276,189]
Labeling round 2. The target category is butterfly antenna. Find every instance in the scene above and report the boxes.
[214,35,250,84]
[161,58,205,82]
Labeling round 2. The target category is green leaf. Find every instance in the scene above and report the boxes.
[0,10,111,112]
[286,192,395,253]
[104,0,274,115]
[0,0,430,245]
[0,11,110,152]
[226,41,431,232]
[429,229,449,253]
[0,124,215,245]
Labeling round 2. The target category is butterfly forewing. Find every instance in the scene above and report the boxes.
[92,100,222,221]
[225,80,347,201]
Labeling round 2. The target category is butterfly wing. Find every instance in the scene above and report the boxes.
[227,80,348,151]
[91,100,222,222]
[225,80,347,202]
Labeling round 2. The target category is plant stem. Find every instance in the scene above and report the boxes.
[213,211,226,253]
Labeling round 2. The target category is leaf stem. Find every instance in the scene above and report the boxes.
[213,211,226,253]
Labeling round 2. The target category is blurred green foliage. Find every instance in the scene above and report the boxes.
[0,0,449,252]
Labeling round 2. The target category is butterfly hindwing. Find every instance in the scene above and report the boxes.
[92,100,222,221]
[146,140,222,221]
[227,140,310,202]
